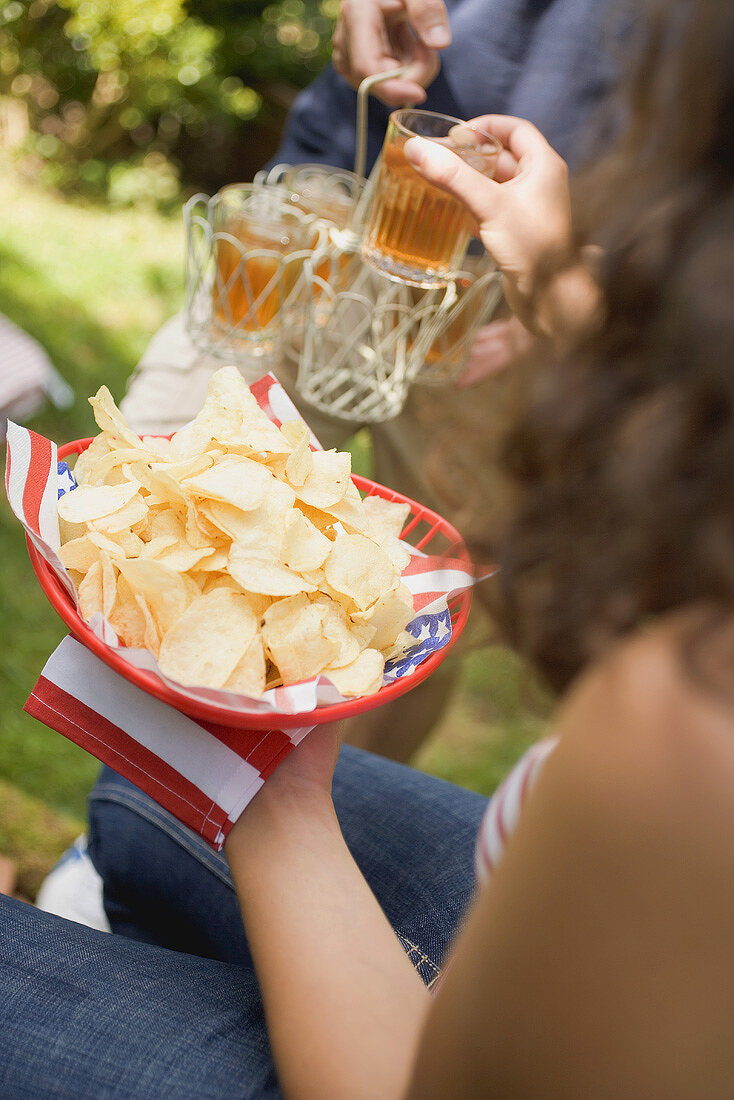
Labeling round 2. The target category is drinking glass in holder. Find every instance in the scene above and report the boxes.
[361,110,501,288]
[410,254,504,386]
[185,183,318,363]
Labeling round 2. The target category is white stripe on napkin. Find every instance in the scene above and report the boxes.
[42,637,262,815]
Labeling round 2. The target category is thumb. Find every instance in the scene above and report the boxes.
[404,0,451,48]
[404,135,501,226]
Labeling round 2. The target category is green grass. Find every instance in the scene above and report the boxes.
[0,169,547,872]
[0,169,184,826]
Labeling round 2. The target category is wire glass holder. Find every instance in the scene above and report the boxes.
[184,68,503,421]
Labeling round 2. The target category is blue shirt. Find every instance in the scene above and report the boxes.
[270,0,622,175]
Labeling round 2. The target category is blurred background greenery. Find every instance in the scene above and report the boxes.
[0,0,337,205]
[0,0,546,897]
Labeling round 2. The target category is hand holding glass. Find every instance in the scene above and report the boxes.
[361,110,500,288]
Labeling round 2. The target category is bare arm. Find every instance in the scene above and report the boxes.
[224,726,429,1100]
[407,622,734,1097]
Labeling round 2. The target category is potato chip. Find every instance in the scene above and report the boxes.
[316,594,366,667]
[78,559,104,622]
[99,550,117,619]
[383,629,415,662]
[91,493,148,535]
[201,580,271,620]
[280,510,331,573]
[158,590,258,689]
[202,478,294,555]
[324,494,371,536]
[228,544,315,597]
[324,533,399,612]
[150,454,214,483]
[182,573,203,600]
[61,533,122,572]
[117,558,190,634]
[299,567,326,589]
[193,547,229,573]
[96,529,144,557]
[184,500,214,550]
[351,589,414,650]
[140,534,179,559]
[198,500,279,556]
[380,536,412,574]
[85,447,150,487]
[320,580,357,615]
[72,432,114,485]
[88,387,148,452]
[184,456,276,512]
[326,648,385,697]
[108,575,147,647]
[262,594,342,683]
[282,420,313,487]
[190,506,225,543]
[141,436,172,458]
[154,543,218,573]
[362,495,411,542]
[150,509,186,542]
[293,450,351,509]
[135,593,161,656]
[58,481,139,525]
[224,632,267,697]
[59,516,87,545]
[293,501,336,535]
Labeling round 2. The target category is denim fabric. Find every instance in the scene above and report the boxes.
[87,745,487,984]
[0,747,486,1097]
[0,894,278,1099]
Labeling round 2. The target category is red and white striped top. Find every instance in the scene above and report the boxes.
[475,738,558,883]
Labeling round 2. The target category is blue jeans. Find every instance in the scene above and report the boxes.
[1,745,486,1099]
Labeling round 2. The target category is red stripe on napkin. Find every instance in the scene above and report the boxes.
[259,742,295,781]
[22,430,54,533]
[199,720,291,766]
[25,675,228,845]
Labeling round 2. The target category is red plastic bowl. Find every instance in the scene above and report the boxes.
[27,436,473,729]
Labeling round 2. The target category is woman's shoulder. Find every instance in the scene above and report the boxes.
[548,604,734,851]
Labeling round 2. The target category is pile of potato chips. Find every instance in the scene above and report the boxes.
[57,367,417,699]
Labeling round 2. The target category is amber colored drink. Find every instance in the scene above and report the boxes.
[361,111,500,288]
[212,188,311,339]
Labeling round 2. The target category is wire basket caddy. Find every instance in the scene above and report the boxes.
[183,69,504,423]
[408,261,504,387]
[294,252,503,420]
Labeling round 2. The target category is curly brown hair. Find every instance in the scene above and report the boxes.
[486,0,734,693]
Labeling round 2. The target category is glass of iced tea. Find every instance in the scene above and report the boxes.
[211,184,314,355]
[283,164,365,298]
[283,164,365,231]
[361,110,501,288]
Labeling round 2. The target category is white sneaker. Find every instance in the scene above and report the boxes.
[35,834,111,933]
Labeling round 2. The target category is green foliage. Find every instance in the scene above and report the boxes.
[0,0,336,205]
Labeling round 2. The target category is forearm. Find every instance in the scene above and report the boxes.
[226,787,430,1100]
[534,251,604,352]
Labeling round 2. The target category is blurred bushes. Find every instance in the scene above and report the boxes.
[0,0,337,207]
